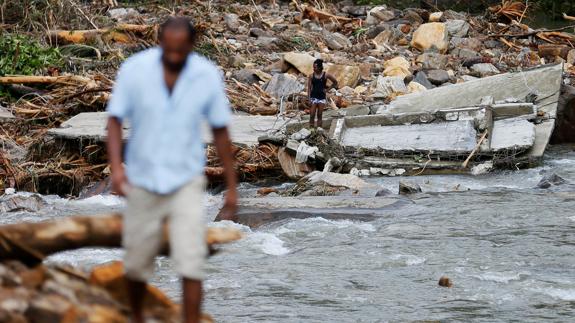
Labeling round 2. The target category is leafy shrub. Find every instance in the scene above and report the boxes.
[0,34,62,76]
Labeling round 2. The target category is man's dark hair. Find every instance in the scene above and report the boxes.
[159,16,198,43]
[313,59,324,70]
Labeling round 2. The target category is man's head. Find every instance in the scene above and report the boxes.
[159,17,197,72]
[313,59,324,74]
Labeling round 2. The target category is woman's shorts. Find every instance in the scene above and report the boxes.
[310,98,326,104]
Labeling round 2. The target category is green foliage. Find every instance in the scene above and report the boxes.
[0,34,62,76]
[290,36,313,51]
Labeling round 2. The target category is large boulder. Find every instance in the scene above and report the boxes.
[399,180,422,195]
[411,23,449,53]
[327,64,361,88]
[322,31,352,50]
[283,52,315,76]
[537,173,567,189]
[383,56,411,78]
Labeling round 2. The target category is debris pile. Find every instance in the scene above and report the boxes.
[0,214,242,322]
[1,0,575,195]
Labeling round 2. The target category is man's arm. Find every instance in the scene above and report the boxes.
[212,127,238,222]
[107,117,128,196]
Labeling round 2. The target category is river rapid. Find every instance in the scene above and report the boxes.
[2,145,575,322]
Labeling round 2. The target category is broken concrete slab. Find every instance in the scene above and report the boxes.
[489,118,535,152]
[47,112,292,147]
[389,64,562,119]
[340,120,477,154]
[302,171,377,191]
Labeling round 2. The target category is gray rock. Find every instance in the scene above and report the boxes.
[445,19,470,37]
[250,27,270,38]
[452,47,480,59]
[417,53,448,70]
[0,194,46,213]
[442,10,467,21]
[254,37,277,47]
[224,13,240,32]
[0,105,15,121]
[414,71,435,89]
[264,73,304,98]
[484,39,501,49]
[450,37,482,51]
[375,188,393,197]
[232,69,258,85]
[399,180,422,195]
[322,31,352,50]
[426,69,451,85]
[402,9,424,24]
[107,8,139,22]
[471,63,500,77]
[341,5,369,16]
[537,173,567,189]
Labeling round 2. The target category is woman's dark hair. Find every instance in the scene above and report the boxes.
[159,16,197,43]
[313,59,324,70]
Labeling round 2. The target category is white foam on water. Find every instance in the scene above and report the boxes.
[389,254,426,266]
[474,271,528,283]
[248,232,290,256]
[208,221,290,256]
[286,217,376,232]
[568,216,575,222]
[540,288,575,301]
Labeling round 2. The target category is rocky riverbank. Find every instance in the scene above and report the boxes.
[1,0,574,197]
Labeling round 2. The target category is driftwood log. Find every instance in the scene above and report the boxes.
[46,24,157,45]
[0,214,241,265]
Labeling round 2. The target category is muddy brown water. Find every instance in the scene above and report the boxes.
[2,145,573,322]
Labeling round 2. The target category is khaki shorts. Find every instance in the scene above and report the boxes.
[123,177,207,281]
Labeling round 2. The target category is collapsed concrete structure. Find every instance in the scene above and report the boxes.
[47,64,563,180]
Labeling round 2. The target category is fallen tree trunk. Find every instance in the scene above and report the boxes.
[0,214,241,264]
[0,75,92,85]
[47,24,156,45]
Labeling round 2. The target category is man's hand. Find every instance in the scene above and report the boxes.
[218,189,238,222]
[111,168,130,197]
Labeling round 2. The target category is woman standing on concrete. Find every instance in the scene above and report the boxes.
[307,59,338,129]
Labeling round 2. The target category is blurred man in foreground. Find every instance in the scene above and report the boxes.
[106,17,237,323]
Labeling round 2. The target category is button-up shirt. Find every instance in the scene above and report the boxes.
[107,48,231,194]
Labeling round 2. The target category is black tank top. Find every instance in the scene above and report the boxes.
[310,72,327,100]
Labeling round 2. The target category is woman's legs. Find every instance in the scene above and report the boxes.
[316,103,325,128]
[309,103,317,128]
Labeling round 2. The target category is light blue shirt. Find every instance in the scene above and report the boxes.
[107,48,231,194]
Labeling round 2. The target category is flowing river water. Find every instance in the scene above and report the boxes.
[2,145,575,322]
